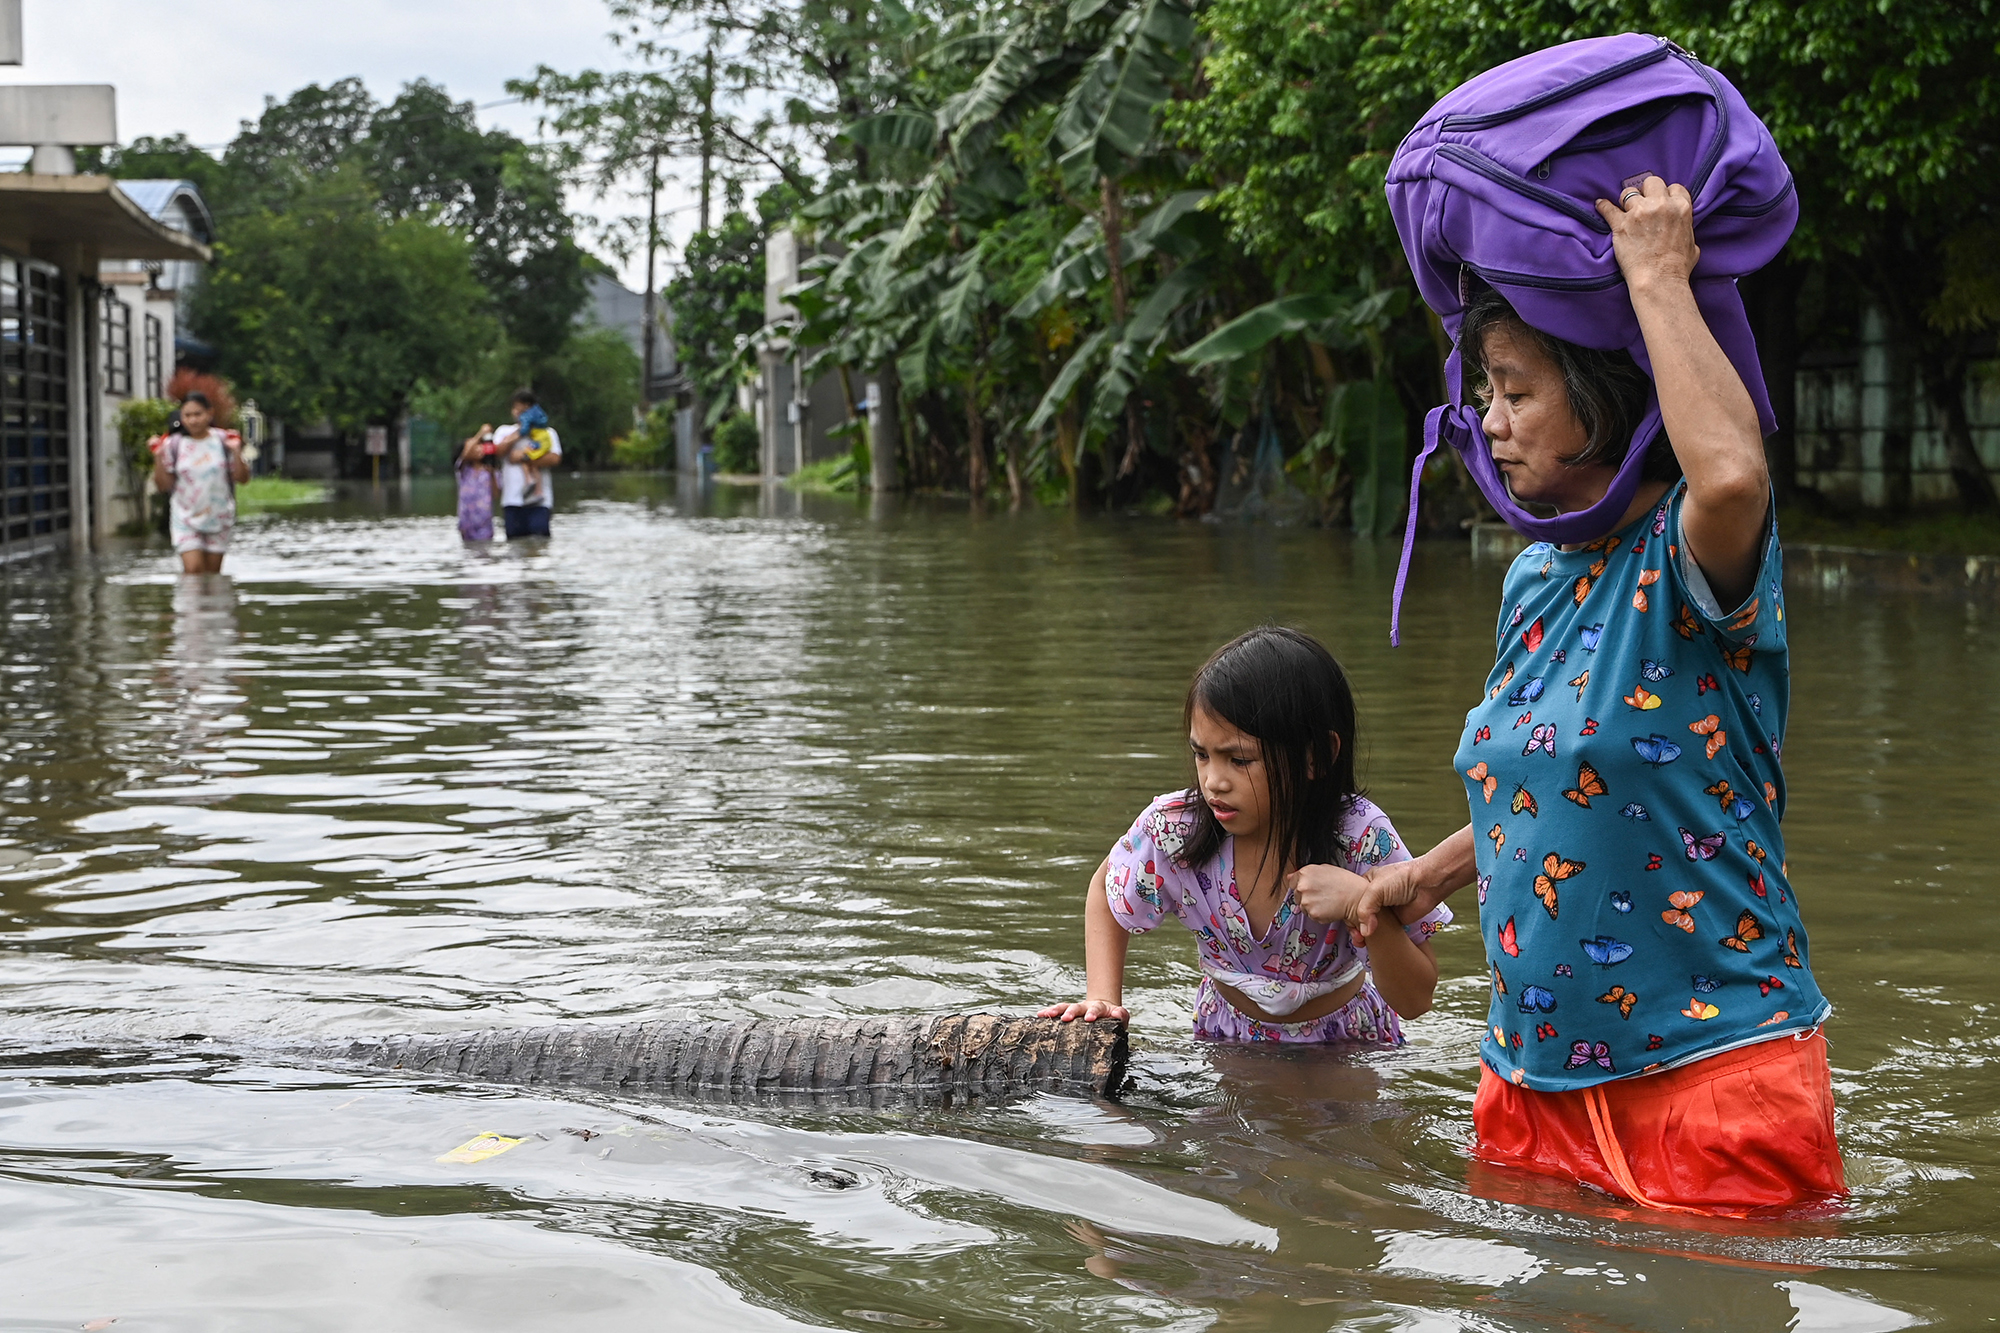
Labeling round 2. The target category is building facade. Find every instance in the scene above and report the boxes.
[92,178,213,533]
[755,228,850,480]
[0,174,209,561]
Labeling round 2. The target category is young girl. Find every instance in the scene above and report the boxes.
[151,391,249,574]
[456,424,500,542]
[1040,626,1448,1044]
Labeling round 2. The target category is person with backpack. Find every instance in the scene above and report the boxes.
[151,390,249,573]
[1299,35,1844,1217]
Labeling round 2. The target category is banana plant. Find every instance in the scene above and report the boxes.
[1177,283,1411,534]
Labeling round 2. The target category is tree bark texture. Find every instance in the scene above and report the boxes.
[964,385,987,501]
[297,1013,1129,1106]
[1100,177,1146,480]
[1742,260,1804,504]
[1922,343,1999,513]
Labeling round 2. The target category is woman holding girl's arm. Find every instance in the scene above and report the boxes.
[1300,824,1477,945]
[1351,173,1842,1217]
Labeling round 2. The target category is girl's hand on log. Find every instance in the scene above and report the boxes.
[1290,863,1372,927]
[1038,998,1129,1023]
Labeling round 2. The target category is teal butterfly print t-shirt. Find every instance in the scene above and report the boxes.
[1454,483,1830,1091]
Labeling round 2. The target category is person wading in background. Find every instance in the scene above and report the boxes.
[456,422,501,542]
[494,389,561,540]
[152,391,249,573]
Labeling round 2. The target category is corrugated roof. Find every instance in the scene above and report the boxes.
[112,178,214,241]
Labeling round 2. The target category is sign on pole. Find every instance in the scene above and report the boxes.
[366,424,388,485]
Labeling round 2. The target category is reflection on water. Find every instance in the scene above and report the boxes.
[0,475,1989,1329]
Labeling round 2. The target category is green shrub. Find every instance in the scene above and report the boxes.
[613,403,675,469]
[537,325,642,467]
[116,398,176,475]
[714,413,760,474]
[785,455,859,493]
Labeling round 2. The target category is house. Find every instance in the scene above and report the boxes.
[585,270,680,403]
[754,228,849,479]
[585,270,701,470]
[0,174,209,559]
[94,178,215,528]
[0,0,211,560]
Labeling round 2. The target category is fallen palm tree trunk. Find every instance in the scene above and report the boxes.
[298,1013,1129,1104]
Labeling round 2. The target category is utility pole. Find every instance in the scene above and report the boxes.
[641,151,660,412]
[698,44,715,235]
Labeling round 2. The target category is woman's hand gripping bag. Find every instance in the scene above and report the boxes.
[1382,33,1799,638]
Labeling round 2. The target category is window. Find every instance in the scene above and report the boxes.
[1,259,72,553]
[100,288,131,397]
[143,313,164,399]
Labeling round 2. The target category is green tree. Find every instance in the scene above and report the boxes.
[368,81,589,356]
[223,78,380,212]
[536,325,644,467]
[88,133,230,199]
[667,207,770,424]
[99,76,608,467]
[180,78,590,356]
[194,168,496,434]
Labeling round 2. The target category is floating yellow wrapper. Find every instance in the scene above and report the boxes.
[437,1132,524,1165]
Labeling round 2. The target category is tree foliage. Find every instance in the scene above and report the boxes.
[667,207,770,424]
[192,168,495,433]
[194,0,1990,510]
[99,77,615,454]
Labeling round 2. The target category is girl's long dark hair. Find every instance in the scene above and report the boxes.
[1178,626,1361,874]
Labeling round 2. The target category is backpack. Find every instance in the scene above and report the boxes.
[1383,33,1796,640]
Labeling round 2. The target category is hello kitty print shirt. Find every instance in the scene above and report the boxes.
[1105,791,1451,1020]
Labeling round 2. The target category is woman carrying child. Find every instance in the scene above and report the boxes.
[494,389,561,540]
[1041,626,1446,1044]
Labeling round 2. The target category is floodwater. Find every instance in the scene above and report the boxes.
[1,474,1993,1331]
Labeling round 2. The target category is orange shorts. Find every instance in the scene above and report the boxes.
[1472,1029,1845,1217]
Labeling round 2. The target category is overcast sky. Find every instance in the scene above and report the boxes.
[0,0,719,290]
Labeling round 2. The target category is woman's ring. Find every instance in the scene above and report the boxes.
[1620,188,1643,206]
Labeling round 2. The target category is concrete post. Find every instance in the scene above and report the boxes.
[1857,302,1912,512]
[70,270,92,552]
[868,370,899,495]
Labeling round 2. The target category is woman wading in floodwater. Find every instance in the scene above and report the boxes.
[1286,33,1848,1218]
[152,391,249,574]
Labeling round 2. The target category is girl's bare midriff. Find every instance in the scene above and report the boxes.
[1213,971,1367,1026]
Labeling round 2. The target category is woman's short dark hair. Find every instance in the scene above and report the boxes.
[180,391,212,411]
[1178,625,1362,876]
[511,389,537,407]
[1460,288,1680,482]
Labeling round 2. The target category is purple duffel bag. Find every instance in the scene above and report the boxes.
[1383,32,1796,643]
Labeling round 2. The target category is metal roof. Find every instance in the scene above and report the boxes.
[110,178,214,242]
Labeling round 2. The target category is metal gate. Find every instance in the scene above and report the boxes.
[0,258,70,558]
